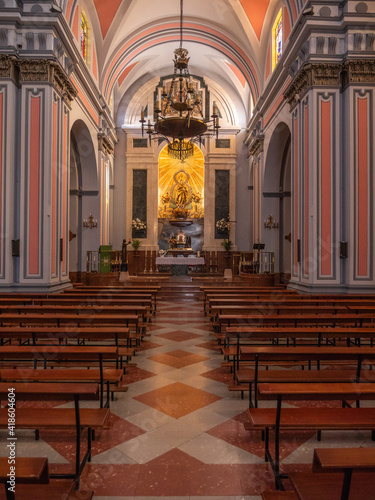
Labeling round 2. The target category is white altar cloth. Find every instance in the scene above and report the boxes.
[155,257,205,266]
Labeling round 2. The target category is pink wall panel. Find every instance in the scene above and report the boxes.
[0,93,3,275]
[283,6,291,42]
[357,97,368,277]
[320,100,332,276]
[51,101,58,276]
[62,113,68,273]
[293,115,298,275]
[304,105,309,276]
[29,97,41,275]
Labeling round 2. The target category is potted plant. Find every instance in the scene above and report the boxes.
[132,239,141,256]
[221,239,232,258]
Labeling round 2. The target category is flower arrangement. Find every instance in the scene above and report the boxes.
[216,217,230,232]
[172,206,190,219]
[169,236,177,249]
[158,249,167,257]
[191,193,201,203]
[132,218,146,230]
[160,193,171,204]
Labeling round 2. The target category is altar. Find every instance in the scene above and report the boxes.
[155,256,205,275]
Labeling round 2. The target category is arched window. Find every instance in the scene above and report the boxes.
[272,9,282,70]
[80,12,89,62]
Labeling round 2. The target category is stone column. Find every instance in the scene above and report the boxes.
[3,58,76,291]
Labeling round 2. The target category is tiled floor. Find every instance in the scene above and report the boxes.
[3,296,375,499]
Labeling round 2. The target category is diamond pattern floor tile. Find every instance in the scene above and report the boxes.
[148,350,209,368]
[133,382,222,418]
[17,287,371,499]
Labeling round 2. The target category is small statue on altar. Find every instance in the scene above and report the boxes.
[176,228,186,248]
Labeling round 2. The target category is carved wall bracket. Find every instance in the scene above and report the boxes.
[98,133,115,156]
[249,134,264,157]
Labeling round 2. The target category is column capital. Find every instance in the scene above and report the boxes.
[284,62,341,108]
[0,56,77,103]
[342,59,375,87]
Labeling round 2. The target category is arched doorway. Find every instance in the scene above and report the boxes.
[69,120,98,277]
[157,142,205,252]
[263,123,291,280]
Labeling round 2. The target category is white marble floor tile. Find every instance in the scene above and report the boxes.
[91,448,138,465]
[125,407,175,432]
[205,399,249,419]
[109,398,152,419]
[216,447,265,465]
[147,419,203,447]
[178,407,234,432]
[115,434,173,464]
[178,433,250,464]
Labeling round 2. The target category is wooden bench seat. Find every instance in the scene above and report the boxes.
[253,382,375,488]
[245,407,375,431]
[0,407,111,429]
[229,368,361,400]
[0,367,126,398]
[0,480,93,500]
[289,471,375,500]
[0,457,49,485]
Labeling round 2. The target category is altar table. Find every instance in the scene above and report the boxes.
[155,257,205,266]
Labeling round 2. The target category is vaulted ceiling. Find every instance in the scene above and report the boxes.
[65,0,305,124]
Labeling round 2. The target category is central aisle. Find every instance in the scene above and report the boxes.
[84,296,270,498]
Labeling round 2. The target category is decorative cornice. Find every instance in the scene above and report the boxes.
[0,55,77,102]
[0,55,18,80]
[284,63,341,107]
[249,134,264,157]
[17,59,77,102]
[342,59,375,87]
[98,133,114,156]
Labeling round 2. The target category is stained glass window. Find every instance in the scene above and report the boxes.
[272,10,282,70]
[80,13,88,62]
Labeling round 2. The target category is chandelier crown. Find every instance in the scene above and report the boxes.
[139,0,220,160]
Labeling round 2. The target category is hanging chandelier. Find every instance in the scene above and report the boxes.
[140,0,220,160]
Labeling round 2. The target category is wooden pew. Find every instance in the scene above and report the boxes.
[289,471,375,500]
[0,313,142,333]
[0,457,49,500]
[223,326,375,383]
[0,346,119,408]
[0,382,107,488]
[0,325,135,346]
[217,313,375,332]
[0,367,126,402]
[249,382,375,488]
[310,447,375,500]
[240,345,375,407]
[3,303,151,322]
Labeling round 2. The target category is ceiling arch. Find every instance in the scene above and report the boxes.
[62,0,308,125]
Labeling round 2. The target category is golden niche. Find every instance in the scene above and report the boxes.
[158,141,204,219]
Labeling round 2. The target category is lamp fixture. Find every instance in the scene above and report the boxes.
[83,214,98,229]
[140,0,220,160]
[264,214,279,229]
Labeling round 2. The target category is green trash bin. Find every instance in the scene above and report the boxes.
[99,245,112,273]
